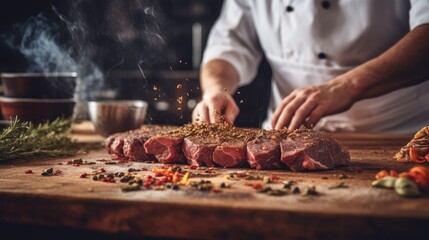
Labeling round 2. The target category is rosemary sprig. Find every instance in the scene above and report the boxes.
[0,117,83,161]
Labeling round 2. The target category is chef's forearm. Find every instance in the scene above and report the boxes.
[347,24,429,100]
[200,60,240,96]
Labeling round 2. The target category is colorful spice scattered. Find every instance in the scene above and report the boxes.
[24,169,33,174]
[244,182,264,190]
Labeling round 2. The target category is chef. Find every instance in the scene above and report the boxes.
[192,0,429,133]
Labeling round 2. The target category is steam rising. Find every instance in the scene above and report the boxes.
[2,0,166,101]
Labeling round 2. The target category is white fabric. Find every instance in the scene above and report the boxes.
[202,0,429,134]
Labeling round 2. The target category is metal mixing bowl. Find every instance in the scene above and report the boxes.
[87,100,148,137]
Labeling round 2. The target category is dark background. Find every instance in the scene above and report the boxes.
[0,0,271,127]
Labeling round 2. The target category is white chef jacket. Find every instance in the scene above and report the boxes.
[202,0,429,133]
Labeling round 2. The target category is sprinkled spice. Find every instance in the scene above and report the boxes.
[41,168,54,176]
[80,173,88,178]
[122,183,141,192]
[283,180,297,189]
[72,158,83,165]
[244,182,263,190]
[24,169,33,174]
[302,186,319,196]
[292,187,301,194]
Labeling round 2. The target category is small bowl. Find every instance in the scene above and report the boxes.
[1,72,77,99]
[88,100,148,137]
[0,97,75,122]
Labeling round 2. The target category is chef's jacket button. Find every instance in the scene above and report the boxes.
[286,6,294,12]
[318,52,327,59]
[321,1,330,9]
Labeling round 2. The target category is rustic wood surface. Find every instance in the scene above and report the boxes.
[0,123,428,239]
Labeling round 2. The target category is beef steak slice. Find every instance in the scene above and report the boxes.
[246,129,289,170]
[280,129,350,171]
[105,125,176,161]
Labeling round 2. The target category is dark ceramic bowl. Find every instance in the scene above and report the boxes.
[0,72,77,99]
[0,97,75,122]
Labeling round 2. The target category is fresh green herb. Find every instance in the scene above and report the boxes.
[0,118,84,161]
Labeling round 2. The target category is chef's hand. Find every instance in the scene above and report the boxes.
[272,78,359,130]
[192,91,239,125]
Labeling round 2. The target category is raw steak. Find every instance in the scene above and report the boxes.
[144,124,204,164]
[105,125,176,161]
[280,129,350,171]
[246,129,289,170]
[182,123,256,167]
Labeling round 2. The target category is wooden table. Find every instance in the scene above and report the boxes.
[0,126,428,240]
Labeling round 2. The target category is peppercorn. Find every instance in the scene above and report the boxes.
[98,174,105,179]
[72,158,83,165]
[41,168,54,176]
[93,175,98,181]
[292,187,301,194]
[220,182,227,188]
[107,173,115,179]
[172,184,180,190]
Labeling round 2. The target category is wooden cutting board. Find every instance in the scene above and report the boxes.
[0,128,428,239]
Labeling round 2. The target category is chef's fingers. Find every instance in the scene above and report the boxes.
[305,105,325,129]
[288,98,318,130]
[224,98,240,125]
[208,102,223,123]
[274,96,306,130]
[272,94,295,128]
[192,102,210,124]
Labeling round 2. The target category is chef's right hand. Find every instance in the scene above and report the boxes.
[192,91,239,125]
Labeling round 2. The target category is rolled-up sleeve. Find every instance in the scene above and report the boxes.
[410,0,429,29]
[202,0,262,86]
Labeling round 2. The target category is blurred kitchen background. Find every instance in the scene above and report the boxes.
[0,0,271,127]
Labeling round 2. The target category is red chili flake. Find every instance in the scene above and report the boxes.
[101,177,116,183]
[244,182,263,190]
[210,188,222,193]
[54,170,62,176]
[270,175,280,180]
[99,168,106,173]
[141,168,148,171]
[80,173,88,178]
[24,170,33,174]
[73,164,80,167]
[189,165,198,170]
[66,160,73,165]
[155,172,163,177]
[58,162,63,165]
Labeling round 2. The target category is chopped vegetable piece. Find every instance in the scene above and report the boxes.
[394,177,421,197]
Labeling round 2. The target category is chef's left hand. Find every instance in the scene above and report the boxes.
[271,78,359,130]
